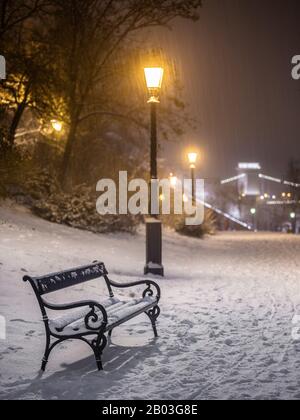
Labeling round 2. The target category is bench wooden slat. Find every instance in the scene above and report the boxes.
[31,262,108,295]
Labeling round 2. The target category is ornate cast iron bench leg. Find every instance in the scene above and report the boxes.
[145,305,160,338]
[92,333,107,371]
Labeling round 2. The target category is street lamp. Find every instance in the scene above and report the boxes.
[188,152,198,205]
[170,173,178,188]
[144,67,164,277]
[51,119,63,133]
[250,208,257,230]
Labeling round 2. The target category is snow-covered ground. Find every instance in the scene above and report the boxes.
[1,201,300,400]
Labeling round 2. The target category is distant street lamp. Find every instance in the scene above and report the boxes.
[51,119,63,133]
[144,67,164,277]
[169,173,178,188]
[250,208,257,230]
[290,211,297,234]
[188,152,198,205]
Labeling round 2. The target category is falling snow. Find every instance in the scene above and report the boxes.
[1,203,300,400]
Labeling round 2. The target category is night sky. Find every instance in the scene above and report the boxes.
[156,0,300,180]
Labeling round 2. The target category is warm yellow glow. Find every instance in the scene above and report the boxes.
[144,67,164,89]
[160,194,165,202]
[183,194,188,203]
[250,208,256,215]
[188,152,198,165]
[287,193,292,198]
[282,192,286,198]
[170,174,178,187]
[51,119,63,132]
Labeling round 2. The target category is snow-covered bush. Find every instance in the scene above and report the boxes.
[162,209,216,238]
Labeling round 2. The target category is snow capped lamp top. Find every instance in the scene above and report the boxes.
[144,67,164,103]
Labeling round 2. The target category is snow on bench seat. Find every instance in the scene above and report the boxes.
[49,296,157,336]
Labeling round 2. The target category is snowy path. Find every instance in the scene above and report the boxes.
[1,202,300,400]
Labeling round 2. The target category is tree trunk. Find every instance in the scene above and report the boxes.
[6,100,27,151]
[60,113,79,190]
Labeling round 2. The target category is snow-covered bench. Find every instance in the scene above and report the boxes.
[23,262,161,371]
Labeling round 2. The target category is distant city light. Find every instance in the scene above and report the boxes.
[259,174,281,183]
[221,173,246,185]
[239,163,261,170]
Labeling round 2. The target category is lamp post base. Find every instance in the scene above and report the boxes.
[144,218,164,277]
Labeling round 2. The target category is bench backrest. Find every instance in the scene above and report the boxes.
[24,262,108,296]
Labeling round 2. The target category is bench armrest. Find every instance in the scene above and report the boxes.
[43,300,108,331]
[109,279,161,303]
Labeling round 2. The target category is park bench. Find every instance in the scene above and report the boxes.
[23,262,161,371]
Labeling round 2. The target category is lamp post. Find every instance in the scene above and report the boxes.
[144,67,164,277]
[250,208,257,231]
[188,152,198,205]
[290,211,296,234]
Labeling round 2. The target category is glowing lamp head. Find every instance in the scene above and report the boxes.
[170,174,178,188]
[183,194,188,203]
[144,67,164,103]
[144,67,164,89]
[250,208,256,215]
[51,119,63,132]
[188,152,198,166]
[290,212,296,219]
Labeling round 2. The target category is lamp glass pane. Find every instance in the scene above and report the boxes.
[188,153,198,164]
[144,68,164,89]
